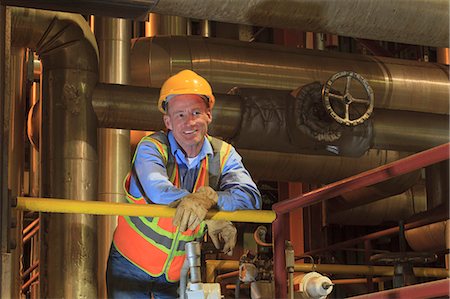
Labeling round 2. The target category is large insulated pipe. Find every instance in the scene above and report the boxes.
[4,0,448,47]
[328,183,427,226]
[150,0,449,47]
[92,83,449,154]
[94,16,131,299]
[11,7,99,298]
[130,36,449,116]
[405,220,449,252]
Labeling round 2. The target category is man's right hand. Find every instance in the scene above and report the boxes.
[170,186,218,232]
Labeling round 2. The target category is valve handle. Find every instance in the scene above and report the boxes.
[321,71,374,126]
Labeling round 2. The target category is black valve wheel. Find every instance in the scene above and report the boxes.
[321,71,374,126]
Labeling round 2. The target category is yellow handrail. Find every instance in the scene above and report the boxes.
[16,197,276,223]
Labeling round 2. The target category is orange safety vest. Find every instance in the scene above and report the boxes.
[113,131,232,282]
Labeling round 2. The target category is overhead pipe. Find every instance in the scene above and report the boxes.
[91,83,449,156]
[150,0,449,48]
[130,36,449,115]
[4,0,448,47]
[11,7,99,298]
[328,183,427,226]
[23,83,409,184]
[327,169,421,212]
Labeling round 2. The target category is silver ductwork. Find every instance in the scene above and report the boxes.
[11,7,99,298]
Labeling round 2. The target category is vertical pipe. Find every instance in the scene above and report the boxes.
[200,20,210,37]
[437,48,449,65]
[0,5,12,298]
[273,215,288,298]
[28,80,40,298]
[9,46,25,299]
[315,33,325,50]
[145,13,159,37]
[94,17,131,299]
[238,24,253,42]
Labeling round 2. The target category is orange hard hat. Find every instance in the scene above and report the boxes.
[158,70,215,113]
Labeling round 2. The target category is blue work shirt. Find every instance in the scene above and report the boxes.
[129,131,261,211]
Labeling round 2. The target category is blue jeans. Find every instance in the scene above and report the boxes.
[106,244,179,299]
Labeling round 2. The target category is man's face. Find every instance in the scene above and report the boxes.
[163,94,212,157]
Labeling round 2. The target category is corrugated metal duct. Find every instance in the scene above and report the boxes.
[11,7,99,298]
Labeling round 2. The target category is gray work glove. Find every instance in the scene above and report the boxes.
[169,186,218,232]
[204,220,237,256]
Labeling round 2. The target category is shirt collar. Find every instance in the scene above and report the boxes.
[167,131,213,164]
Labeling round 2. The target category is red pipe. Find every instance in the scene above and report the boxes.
[272,143,450,298]
[347,278,450,299]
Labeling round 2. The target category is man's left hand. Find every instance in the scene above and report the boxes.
[204,220,237,256]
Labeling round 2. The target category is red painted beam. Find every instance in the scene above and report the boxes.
[273,143,450,214]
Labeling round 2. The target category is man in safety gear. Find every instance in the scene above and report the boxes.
[106,69,262,298]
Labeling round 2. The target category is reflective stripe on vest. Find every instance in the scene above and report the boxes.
[113,131,232,282]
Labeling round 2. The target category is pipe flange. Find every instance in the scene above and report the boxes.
[321,71,374,126]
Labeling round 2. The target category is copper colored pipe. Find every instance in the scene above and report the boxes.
[21,262,39,279]
[332,277,390,285]
[22,225,39,244]
[21,272,39,293]
[216,270,239,283]
[22,217,39,235]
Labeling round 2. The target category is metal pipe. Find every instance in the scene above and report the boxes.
[307,214,448,257]
[94,16,131,299]
[405,220,449,252]
[22,224,39,244]
[91,83,449,155]
[203,259,449,281]
[11,7,99,298]
[22,218,39,236]
[0,5,13,298]
[130,36,449,115]
[92,83,242,139]
[327,169,421,213]
[16,197,276,223]
[331,278,390,285]
[21,261,38,279]
[8,46,26,299]
[328,183,427,226]
[21,272,39,293]
[347,278,450,299]
[4,0,448,47]
[150,0,448,47]
[240,149,408,183]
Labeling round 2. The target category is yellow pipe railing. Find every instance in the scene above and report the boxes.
[16,197,276,223]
